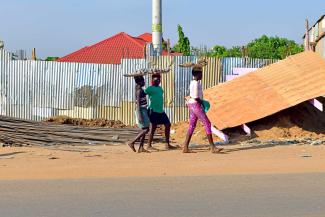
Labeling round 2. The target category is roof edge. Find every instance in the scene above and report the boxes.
[302,15,325,38]
[58,32,131,61]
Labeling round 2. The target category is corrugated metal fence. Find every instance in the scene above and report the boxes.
[0,49,276,125]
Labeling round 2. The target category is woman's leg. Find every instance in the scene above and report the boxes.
[128,128,148,146]
[138,128,150,153]
[164,123,177,150]
[195,105,223,153]
[183,104,198,153]
[128,108,149,152]
[147,124,157,149]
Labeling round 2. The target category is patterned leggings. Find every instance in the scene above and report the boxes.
[187,102,212,136]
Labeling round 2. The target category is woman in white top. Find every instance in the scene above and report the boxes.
[183,65,223,153]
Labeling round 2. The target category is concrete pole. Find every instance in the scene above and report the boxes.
[152,0,162,56]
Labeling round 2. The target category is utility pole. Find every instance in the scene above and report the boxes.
[305,19,310,51]
[32,48,37,60]
[152,0,163,56]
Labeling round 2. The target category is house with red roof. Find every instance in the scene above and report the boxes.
[58,32,180,64]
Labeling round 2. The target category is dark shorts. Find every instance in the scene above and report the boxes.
[148,109,171,125]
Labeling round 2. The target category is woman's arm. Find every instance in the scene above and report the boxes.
[135,89,144,123]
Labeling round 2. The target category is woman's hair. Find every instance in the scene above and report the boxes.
[134,76,144,84]
[151,73,161,85]
[192,65,203,77]
[152,73,161,79]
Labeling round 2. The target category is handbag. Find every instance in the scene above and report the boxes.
[202,100,210,113]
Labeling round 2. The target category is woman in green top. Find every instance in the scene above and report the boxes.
[145,73,177,150]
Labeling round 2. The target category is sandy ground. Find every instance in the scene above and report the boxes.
[1,142,325,180]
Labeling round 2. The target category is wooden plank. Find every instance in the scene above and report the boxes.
[0,116,164,147]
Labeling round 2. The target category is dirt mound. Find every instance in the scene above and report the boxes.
[44,116,130,128]
[246,97,325,141]
[171,121,223,145]
[171,98,325,144]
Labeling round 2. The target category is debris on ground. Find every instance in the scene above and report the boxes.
[300,154,313,158]
[44,116,130,128]
[0,156,15,160]
[0,116,141,147]
[239,138,325,147]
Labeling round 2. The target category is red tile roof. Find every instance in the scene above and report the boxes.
[138,33,152,42]
[138,33,182,56]
[58,32,148,64]
[58,32,181,64]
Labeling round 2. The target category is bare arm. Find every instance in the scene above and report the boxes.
[135,88,144,122]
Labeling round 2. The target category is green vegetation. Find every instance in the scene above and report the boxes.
[206,35,304,59]
[45,57,59,61]
[173,25,191,56]
[207,45,242,58]
[246,35,304,59]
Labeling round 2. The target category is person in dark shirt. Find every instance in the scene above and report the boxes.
[128,76,150,153]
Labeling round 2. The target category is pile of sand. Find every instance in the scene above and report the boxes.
[171,121,223,145]
[171,98,325,143]
[248,98,325,140]
[44,116,130,128]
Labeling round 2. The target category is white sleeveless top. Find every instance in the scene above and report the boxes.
[188,80,203,104]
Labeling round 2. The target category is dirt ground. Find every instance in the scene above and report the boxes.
[45,116,130,128]
[1,142,325,180]
[44,99,325,145]
[1,99,323,180]
[171,100,325,144]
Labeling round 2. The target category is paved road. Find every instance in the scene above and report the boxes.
[1,174,325,217]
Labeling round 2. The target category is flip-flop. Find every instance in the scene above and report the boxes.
[182,149,196,154]
[147,146,159,151]
[212,147,224,153]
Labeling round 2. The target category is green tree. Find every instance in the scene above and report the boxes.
[207,45,227,57]
[247,35,304,59]
[173,25,191,56]
[45,57,59,61]
[207,45,242,58]
[224,46,242,57]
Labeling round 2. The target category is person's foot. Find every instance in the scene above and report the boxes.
[147,146,159,151]
[165,144,178,150]
[138,147,150,153]
[182,148,195,153]
[127,142,136,152]
[211,146,223,153]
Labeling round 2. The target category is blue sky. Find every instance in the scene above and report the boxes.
[1,0,324,58]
